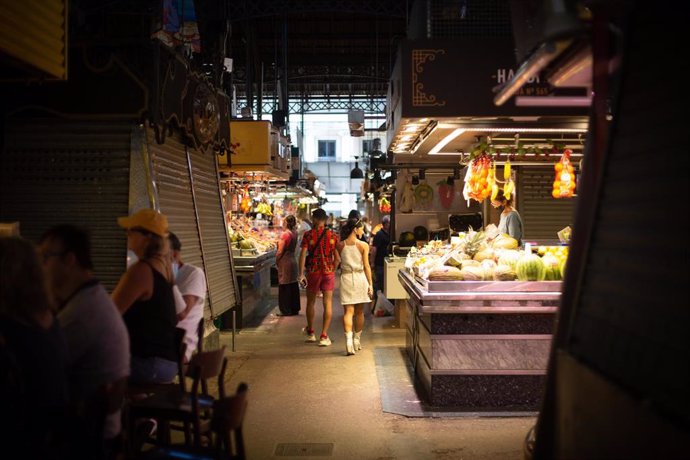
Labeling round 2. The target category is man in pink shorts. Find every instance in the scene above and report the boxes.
[298,208,340,346]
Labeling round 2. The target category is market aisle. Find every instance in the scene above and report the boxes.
[220,288,534,460]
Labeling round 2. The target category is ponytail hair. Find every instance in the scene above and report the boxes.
[285,215,297,230]
[340,217,363,240]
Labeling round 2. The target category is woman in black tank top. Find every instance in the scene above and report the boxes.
[113,209,178,384]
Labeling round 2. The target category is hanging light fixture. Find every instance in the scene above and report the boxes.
[350,156,364,179]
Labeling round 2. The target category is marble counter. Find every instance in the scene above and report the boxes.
[399,270,559,411]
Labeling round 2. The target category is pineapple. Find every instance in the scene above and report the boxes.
[462,229,486,259]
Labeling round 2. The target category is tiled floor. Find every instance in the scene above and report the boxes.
[217,288,535,460]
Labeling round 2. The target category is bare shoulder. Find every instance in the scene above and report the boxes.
[356,241,369,251]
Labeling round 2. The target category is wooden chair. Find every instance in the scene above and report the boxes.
[127,346,228,452]
[135,382,249,460]
[127,327,188,399]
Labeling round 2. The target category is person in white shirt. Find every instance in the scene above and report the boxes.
[169,232,207,362]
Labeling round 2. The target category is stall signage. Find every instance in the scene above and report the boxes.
[395,38,586,119]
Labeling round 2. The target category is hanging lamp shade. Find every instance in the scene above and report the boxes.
[350,161,364,179]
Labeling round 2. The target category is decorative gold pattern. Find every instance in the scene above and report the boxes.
[412,49,447,107]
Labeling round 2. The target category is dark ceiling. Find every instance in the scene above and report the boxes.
[226,0,409,115]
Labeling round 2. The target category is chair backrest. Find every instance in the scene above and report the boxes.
[175,327,188,391]
[211,383,249,459]
[186,346,227,399]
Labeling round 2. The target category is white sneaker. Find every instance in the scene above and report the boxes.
[318,335,332,346]
[345,332,355,355]
[354,332,362,351]
[302,327,316,342]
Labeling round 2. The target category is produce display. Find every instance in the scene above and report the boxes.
[379,196,391,214]
[462,156,516,203]
[227,216,278,254]
[552,149,577,198]
[406,227,569,282]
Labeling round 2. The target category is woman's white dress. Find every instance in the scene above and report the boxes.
[339,243,371,305]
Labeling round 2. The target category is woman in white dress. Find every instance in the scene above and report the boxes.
[336,218,373,355]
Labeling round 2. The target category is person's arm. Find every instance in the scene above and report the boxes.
[276,232,287,260]
[178,295,200,321]
[112,262,152,314]
[333,233,341,268]
[298,246,307,282]
[361,242,373,298]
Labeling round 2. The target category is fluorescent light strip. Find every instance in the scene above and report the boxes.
[428,129,465,155]
[471,127,587,133]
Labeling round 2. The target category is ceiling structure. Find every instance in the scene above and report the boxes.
[224,0,591,161]
[227,0,408,117]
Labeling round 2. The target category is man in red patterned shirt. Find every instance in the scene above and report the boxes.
[298,208,340,346]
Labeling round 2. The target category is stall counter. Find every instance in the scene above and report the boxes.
[231,250,276,328]
[398,269,559,411]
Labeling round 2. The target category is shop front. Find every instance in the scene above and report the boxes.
[380,37,588,410]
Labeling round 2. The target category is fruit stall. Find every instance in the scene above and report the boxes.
[398,228,567,411]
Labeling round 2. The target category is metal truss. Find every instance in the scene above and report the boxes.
[235,97,387,115]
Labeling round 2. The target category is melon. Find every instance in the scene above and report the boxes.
[239,239,254,250]
[473,248,495,262]
[493,233,518,249]
[480,259,497,281]
[497,250,522,269]
[516,253,546,281]
[493,264,517,281]
[542,255,561,281]
[459,265,484,281]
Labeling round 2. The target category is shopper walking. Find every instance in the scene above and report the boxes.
[298,208,340,346]
[369,215,390,298]
[169,232,207,361]
[112,209,178,384]
[336,218,373,355]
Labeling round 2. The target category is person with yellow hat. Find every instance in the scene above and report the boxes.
[112,208,178,384]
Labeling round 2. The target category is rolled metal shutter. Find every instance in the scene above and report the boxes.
[189,147,238,317]
[0,119,131,289]
[517,166,577,243]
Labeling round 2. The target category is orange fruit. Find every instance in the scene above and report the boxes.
[555,163,563,172]
[552,189,560,199]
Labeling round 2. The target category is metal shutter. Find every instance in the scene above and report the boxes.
[517,166,577,243]
[146,129,207,316]
[0,119,131,289]
[189,148,238,317]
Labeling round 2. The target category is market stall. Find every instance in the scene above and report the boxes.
[398,230,567,410]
